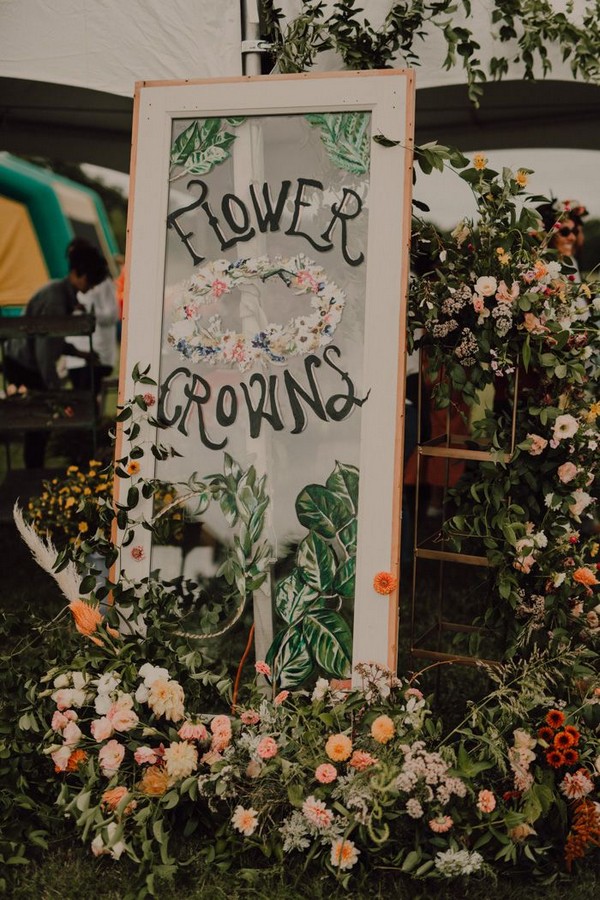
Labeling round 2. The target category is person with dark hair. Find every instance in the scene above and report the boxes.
[4,238,107,467]
[536,200,587,267]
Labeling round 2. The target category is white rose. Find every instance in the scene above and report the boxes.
[53,674,70,689]
[475,275,498,297]
[95,693,113,716]
[70,690,87,708]
[139,663,170,686]
[135,684,149,704]
[71,672,88,691]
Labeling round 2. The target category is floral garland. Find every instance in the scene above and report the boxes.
[167,255,346,371]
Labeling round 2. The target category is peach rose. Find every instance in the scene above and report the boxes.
[557,462,578,484]
[101,785,136,815]
[573,567,599,587]
[91,717,114,742]
[256,736,278,759]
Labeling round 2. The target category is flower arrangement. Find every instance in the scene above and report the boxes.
[409,155,599,655]
[38,633,599,891]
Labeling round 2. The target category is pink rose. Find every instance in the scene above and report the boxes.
[91,717,114,743]
[240,710,260,726]
[472,295,485,314]
[63,721,82,747]
[109,707,139,733]
[134,746,159,765]
[527,433,548,456]
[53,689,75,711]
[51,711,70,732]
[51,745,72,771]
[256,736,278,759]
[557,462,578,484]
[98,739,125,776]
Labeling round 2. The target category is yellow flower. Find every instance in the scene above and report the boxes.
[580,283,591,298]
[325,733,353,762]
[67,466,79,474]
[473,152,487,171]
[127,460,141,475]
[371,714,395,744]
[78,522,89,534]
[515,169,528,187]
[586,402,600,423]
[65,497,76,509]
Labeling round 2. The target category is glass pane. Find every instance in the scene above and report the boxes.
[152,111,371,689]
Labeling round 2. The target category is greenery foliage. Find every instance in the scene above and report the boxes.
[260,0,600,103]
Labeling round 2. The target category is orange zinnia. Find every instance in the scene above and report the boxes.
[564,725,580,746]
[66,749,87,772]
[537,726,554,743]
[373,571,398,595]
[573,567,599,587]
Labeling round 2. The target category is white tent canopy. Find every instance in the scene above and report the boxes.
[0,0,599,169]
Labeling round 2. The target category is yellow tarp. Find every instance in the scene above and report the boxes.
[0,195,48,307]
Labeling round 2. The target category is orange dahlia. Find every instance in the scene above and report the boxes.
[546,749,565,768]
[554,731,575,750]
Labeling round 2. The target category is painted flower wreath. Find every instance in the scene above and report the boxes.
[167,255,346,372]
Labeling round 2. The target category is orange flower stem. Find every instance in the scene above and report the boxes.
[231,623,255,714]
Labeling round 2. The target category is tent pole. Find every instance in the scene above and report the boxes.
[241,0,263,76]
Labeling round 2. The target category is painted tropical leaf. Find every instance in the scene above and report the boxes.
[338,519,357,554]
[325,461,359,516]
[305,112,370,176]
[266,626,314,687]
[302,609,352,679]
[296,533,336,592]
[275,572,321,625]
[295,485,353,539]
[332,556,355,599]
[170,117,245,177]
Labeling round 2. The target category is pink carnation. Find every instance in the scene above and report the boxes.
[240,710,260,726]
[302,795,333,829]
[256,736,278,759]
[274,690,289,706]
[178,721,209,742]
[315,763,338,784]
[134,746,159,765]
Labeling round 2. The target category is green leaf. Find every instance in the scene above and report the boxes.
[338,520,357,553]
[266,627,314,688]
[332,556,355,599]
[373,133,400,148]
[306,112,370,174]
[295,485,352,538]
[325,461,359,514]
[297,533,336,592]
[302,609,351,679]
[275,572,321,624]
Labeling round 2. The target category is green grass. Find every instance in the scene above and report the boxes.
[7,842,599,899]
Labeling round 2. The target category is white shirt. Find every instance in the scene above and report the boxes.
[65,277,118,370]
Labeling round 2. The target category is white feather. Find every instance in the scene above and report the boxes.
[14,502,81,603]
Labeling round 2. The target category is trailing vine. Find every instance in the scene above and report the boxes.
[259,0,600,104]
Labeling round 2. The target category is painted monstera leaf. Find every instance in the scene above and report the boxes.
[305,112,370,176]
[170,117,245,178]
[266,626,314,688]
[302,609,351,679]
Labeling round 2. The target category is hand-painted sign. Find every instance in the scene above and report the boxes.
[117,72,414,687]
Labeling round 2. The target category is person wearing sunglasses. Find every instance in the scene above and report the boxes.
[537,200,587,267]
